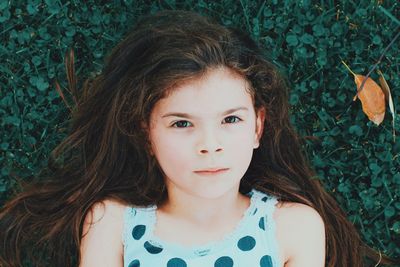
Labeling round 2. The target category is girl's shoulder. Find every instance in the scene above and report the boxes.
[80,199,128,266]
[273,201,326,267]
[83,198,128,231]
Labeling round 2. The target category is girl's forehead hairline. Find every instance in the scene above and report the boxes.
[162,66,252,96]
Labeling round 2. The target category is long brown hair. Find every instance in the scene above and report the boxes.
[0,10,398,267]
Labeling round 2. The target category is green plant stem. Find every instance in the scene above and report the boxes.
[356,28,400,97]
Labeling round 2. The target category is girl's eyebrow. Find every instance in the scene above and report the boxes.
[162,107,249,119]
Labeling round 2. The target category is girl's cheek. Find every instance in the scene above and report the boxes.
[162,134,192,152]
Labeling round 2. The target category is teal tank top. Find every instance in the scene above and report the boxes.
[122,189,282,267]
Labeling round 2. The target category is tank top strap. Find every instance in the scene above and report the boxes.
[122,205,157,249]
[249,189,282,267]
[250,189,279,220]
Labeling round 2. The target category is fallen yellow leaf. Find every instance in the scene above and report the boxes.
[353,74,385,125]
[342,61,386,125]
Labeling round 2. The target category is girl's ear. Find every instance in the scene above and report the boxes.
[254,107,266,149]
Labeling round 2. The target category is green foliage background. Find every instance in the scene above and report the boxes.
[1,0,399,262]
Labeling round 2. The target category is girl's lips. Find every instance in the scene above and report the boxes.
[194,168,229,175]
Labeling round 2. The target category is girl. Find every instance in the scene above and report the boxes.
[0,10,398,267]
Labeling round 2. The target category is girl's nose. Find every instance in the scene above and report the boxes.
[197,129,223,155]
[199,147,223,154]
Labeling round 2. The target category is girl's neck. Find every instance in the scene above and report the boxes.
[157,187,250,226]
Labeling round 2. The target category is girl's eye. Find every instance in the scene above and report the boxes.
[171,120,192,128]
[171,116,242,128]
[223,115,242,124]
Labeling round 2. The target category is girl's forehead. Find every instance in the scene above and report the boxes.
[156,67,253,111]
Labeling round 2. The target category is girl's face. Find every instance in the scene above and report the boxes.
[148,67,265,199]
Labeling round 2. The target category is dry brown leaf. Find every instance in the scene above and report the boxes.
[342,61,386,125]
[353,74,386,125]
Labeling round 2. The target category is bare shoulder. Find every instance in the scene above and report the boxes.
[83,198,127,228]
[80,199,128,267]
[273,201,326,267]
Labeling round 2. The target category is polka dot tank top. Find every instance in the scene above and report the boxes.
[122,189,282,267]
